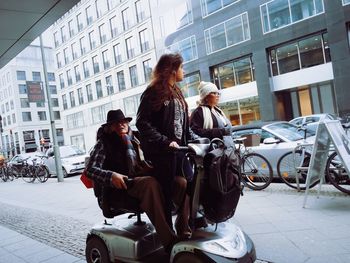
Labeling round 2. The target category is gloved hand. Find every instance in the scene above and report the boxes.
[223,126,233,135]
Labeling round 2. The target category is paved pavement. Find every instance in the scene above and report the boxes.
[0,177,350,263]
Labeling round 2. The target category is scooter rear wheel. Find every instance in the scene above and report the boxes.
[86,236,111,263]
[173,252,204,263]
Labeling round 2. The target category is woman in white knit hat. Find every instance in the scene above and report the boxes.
[190,81,234,146]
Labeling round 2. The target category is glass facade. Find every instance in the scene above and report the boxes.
[179,72,201,98]
[201,0,241,17]
[269,32,330,76]
[205,12,250,54]
[261,0,324,33]
[211,56,255,89]
[344,0,350,5]
[167,36,198,63]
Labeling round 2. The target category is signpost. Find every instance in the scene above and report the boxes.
[303,120,350,207]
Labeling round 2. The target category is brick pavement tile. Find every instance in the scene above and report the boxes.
[304,253,350,263]
[25,248,65,262]
[0,247,26,263]
[0,231,28,247]
[41,253,84,263]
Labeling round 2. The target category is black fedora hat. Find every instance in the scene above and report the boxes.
[103,109,132,126]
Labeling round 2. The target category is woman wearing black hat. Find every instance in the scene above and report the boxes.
[136,53,197,240]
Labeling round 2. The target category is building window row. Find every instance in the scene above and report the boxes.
[56,27,152,69]
[53,0,150,48]
[66,111,84,129]
[261,0,324,34]
[205,12,250,55]
[1,113,16,127]
[167,35,198,63]
[269,32,330,76]
[91,103,112,124]
[201,0,241,17]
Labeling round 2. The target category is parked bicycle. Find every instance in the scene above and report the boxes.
[0,157,14,182]
[20,156,49,183]
[325,150,350,195]
[276,126,319,190]
[233,135,273,190]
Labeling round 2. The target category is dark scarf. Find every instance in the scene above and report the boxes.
[120,128,138,177]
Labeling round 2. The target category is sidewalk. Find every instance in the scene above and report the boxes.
[0,177,350,262]
[0,225,84,263]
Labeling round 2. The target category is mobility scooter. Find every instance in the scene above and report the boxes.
[85,139,256,263]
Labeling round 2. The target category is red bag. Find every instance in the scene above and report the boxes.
[80,169,94,189]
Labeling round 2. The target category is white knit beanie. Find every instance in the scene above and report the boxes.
[198,81,219,104]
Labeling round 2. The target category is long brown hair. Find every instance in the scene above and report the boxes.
[148,53,186,111]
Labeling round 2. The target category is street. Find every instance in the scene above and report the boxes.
[1,177,350,263]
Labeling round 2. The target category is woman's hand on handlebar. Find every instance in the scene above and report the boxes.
[169,141,179,148]
[111,172,128,189]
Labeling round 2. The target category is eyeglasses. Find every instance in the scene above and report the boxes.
[210,92,220,96]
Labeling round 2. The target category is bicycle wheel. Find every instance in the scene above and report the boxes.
[326,152,350,195]
[242,152,273,190]
[5,167,14,181]
[0,168,7,182]
[277,150,318,190]
[21,166,34,183]
[36,166,49,183]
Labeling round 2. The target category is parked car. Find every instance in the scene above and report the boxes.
[45,145,89,177]
[232,121,316,176]
[7,151,47,176]
[289,113,342,133]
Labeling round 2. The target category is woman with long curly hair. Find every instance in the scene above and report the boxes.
[136,53,197,242]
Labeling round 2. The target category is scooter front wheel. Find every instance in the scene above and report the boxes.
[86,236,111,263]
[173,252,204,263]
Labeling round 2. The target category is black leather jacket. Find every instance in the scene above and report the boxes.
[136,87,198,155]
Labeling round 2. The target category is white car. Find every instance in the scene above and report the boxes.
[289,113,341,133]
[232,121,315,176]
[45,145,89,177]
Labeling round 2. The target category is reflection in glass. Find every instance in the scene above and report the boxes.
[167,36,197,63]
[276,43,299,74]
[179,72,200,98]
[299,37,323,68]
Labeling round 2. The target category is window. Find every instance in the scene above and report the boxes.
[106,75,114,95]
[54,111,61,120]
[126,37,135,59]
[92,55,100,74]
[107,0,118,10]
[22,112,32,122]
[86,5,94,25]
[59,74,65,89]
[66,69,73,85]
[48,72,55,81]
[204,12,250,54]
[117,71,126,91]
[344,0,350,5]
[12,113,16,124]
[95,0,107,18]
[71,42,79,60]
[261,0,324,33]
[70,91,76,107]
[139,29,150,53]
[61,25,67,43]
[16,71,26,80]
[68,19,76,37]
[80,36,88,55]
[20,98,30,108]
[86,84,93,102]
[89,30,97,50]
[135,0,150,23]
[83,60,90,78]
[129,65,139,87]
[113,43,122,64]
[38,111,47,121]
[269,32,330,76]
[66,111,84,129]
[51,98,59,107]
[62,94,68,109]
[99,23,108,44]
[63,47,70,64]
[77,13,84,32]
[74,65,81,82]
[19,84,27,94]
[122,8,131,31]
[109,16,118,38]
[123,94,141,117]
[95,80,103,98]
[211,56,254,89]
[56,52,62,68]
[71,134,85,152]
[54,31,60,47]
[143,59,153,83]
[168,35,198,63]
[91,103,112,124]
[201,0,240,17]
[50,85,57,94]
[179,72,201,98]
[78,88,84,105]
[102,50,110,69]
[10,100,14,110]
[37,101,45,107]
